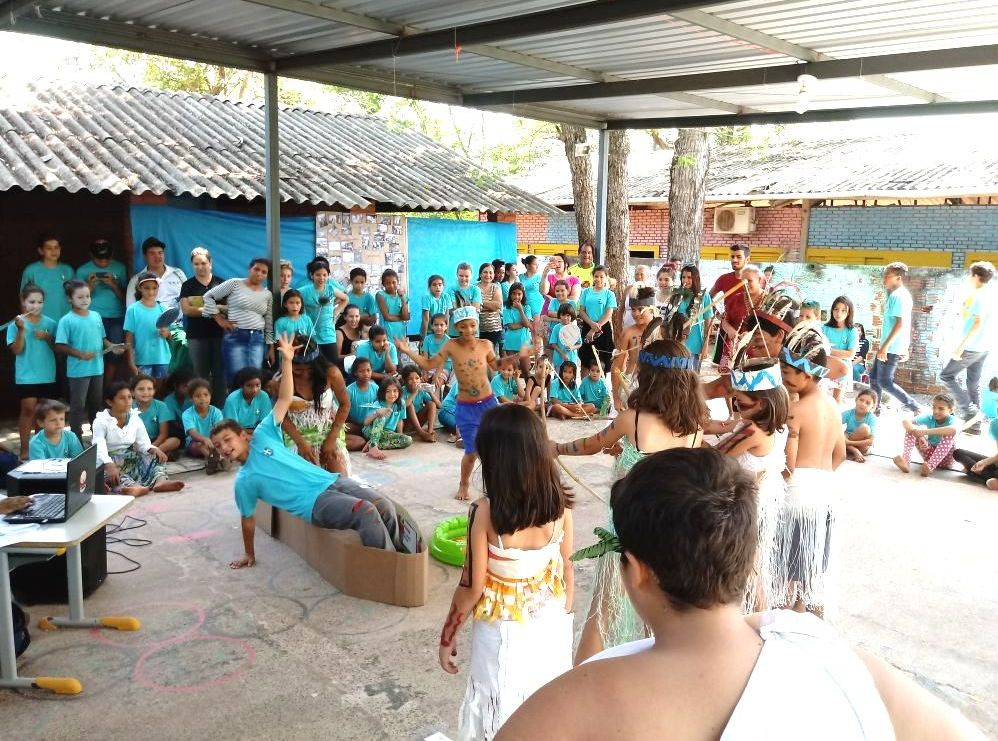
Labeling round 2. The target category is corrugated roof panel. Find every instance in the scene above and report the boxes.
[0,84,558,213]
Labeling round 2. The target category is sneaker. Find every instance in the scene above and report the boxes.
[205,449,221,475]
[964,421,982,436]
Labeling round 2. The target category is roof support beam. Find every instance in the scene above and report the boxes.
[463,45,998,105]
[239,0,407,36]
[670,8,947,103]
[275,0,707,72]
[604,100,998,129]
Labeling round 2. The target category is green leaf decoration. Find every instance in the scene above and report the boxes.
[570,527,621,562]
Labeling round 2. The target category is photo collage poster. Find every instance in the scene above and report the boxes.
[315,212,408,295]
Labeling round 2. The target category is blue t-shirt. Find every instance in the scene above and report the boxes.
[579,376,610,406]
[20,261,75,320]
[990,417,998,442]
[7,315,57,385]
[520,273,544,316]
[234,412,338,520]
[134,399,173,439]
[842,409,876,435]
[441,380,459,415]
[914,413,955,447]
[551,324,581,368]
[372,402,406,432]
[961,290,990,353]
[274,314,314,341]
[449,285,483,336]
[420,292,454,328]
[491,373,520,401]
[124,302,171,366]
[28,429,83,460]
[181,405,223,445]
[678,292,713,355]
[882,286,913,355]
[346,381,380,424]
[223,389,273,430]
[55,310,106,378]
[549,377,578,404]
[164,393,193,423]
[347,290,378,319]
[546,299,578,344]
[502,304,533,352]
[403,387,433,414]
[422,333,452,370]
[76,260,127,319]
[354,341,398,373]
[823,324,859,352]
[580,287,617,323]
[376,291,408,342]
[297,281,344,345]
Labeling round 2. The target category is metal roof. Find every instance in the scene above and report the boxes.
[525,134,998,204]
[0,83,559,213]
[3,0,998,128]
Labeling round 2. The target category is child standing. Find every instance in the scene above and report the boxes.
[92,381,184,495]
[8,285,57,457]
[821,296,860,403]
[376,269,409,343]
[578,364,611,416]
[400,365,439,442]
[490,357,524,405]
[550,304,582,369]
[274,289,314,341]
[439,404,574,740]
[223,367,273,431]
[124,271,172,381]
[549,361,594,420]
[894,393,958,477]
[843,388,877,462]
[347,267,379,327]
[131,374,182,459]
[423,313,453,396]
[361,377,413,459]
[28,400,83,460]
[519,255,545,331]
[182,378,224,473]
[654,266,675,306]
[578,266,617,372]
[20,234,74,321]
[502,282,533,378]
[420,275,453,339]
[545,280,576,346]
[354,325,399,383]
[55,280,122,439]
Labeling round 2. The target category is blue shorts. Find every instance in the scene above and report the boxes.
[455,394,498,454]
[138,364,169,379]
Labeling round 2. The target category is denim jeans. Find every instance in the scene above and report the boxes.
[870,353,918,411]
[940,350,988,416]
[221,329,265,388]
[188,337,226,402]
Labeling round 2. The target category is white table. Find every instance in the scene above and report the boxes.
[0,495,138,695]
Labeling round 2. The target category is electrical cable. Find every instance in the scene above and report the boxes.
[104,515,151,574]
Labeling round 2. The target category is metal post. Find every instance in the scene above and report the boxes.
[264,71,281,274]
[594,128,609,263]
[0,551,16,681]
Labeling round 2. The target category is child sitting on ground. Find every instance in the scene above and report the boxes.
[161,368,194,442]
[491,356,526,405]
[223,367,273,431]
[578,363,611,416]
[28,399,83,460]
[345,356,380,450]
[132,374,182,459]
[437,379,460,444]
[361,377,413,459]
[354,325,399,383]
[843,388,877,462]
[400,364,439,443]
[182,377,224,474]
[549,360,595,420]
[894,393,958,477]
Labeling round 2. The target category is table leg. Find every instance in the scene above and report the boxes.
[40,545,140,632]
[0,550,81,694]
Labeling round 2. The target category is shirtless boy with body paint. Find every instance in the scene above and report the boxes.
[395,306,498,501]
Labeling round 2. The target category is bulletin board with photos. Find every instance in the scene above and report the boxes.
[315,211,408,294]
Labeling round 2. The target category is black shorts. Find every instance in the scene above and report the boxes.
[16,383,58,401]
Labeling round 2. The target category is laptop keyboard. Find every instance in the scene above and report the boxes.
[22,494,64,519]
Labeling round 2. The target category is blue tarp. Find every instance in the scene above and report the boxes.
[129,205,517,334]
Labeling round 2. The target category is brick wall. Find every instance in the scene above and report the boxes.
[630,209,668,246]
[808,205,998,267]
[512,212,548,242]
[700,206,804,262]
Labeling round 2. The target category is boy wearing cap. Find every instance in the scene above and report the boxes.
[77,239,128,382]
[395,306,498,500]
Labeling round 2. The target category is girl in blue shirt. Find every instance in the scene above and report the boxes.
[124,272,172,380]
[131,373,182,458]
[822,295,860,403]
[361,377,412,459]
[400,365,440,442]
[299,258,348,363]
[502,282,534,378]
[376,268,409,343]
[548,360,594,420]
[274,289,314,341]
[420,275,453,339]
[578,266,618,372]
[223,367,273,431]
[519,255,545,320]
[9,285,58,457]
[422,313,452,397]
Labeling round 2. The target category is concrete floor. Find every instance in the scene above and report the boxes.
[1,410,996,740]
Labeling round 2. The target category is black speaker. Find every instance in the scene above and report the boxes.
[10,526,108,605]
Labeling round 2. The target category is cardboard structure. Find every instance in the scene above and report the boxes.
[254,500,428,608]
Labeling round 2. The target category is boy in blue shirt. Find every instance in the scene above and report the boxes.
[347,267,379,327]
[843,388,877,463]
[211,335,401,568]
[28,400,84,460]
[20,233,74,321]
[354,325,399,383]
[579,363,611,416]
[223,367,273,431]
[400,365,439,442]
[490,357,523,405]
[894,393,958,477]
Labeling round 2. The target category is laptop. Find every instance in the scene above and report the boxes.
[4,446,97,524]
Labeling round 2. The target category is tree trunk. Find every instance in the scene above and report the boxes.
[605,130,630,338]
[556,124,595,248]
[667,129,711,265]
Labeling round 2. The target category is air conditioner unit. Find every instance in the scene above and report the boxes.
[713,206,756,234]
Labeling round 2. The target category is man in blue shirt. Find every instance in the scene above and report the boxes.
[940,261,994,430]
[211,336,400,569]
[870,262,920,414]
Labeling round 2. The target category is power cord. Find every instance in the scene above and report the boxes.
[105,515,151,575]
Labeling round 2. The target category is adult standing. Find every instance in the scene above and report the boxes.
[477,262,504,352]
[568,242,597,288]
[450,262,482,337]
[126,237,187,310]
[709,244,751,367]
[20,233,75,321]
[675,264,713,366]
[519,256,544,329]
[940,261,994,425]
[870,262,921,415]
[274,260,294,320]
[541,253,581,314]
[76,239,127,384]
[298,258,348,363]
[202,258,274,387]
[179,247,226,402]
